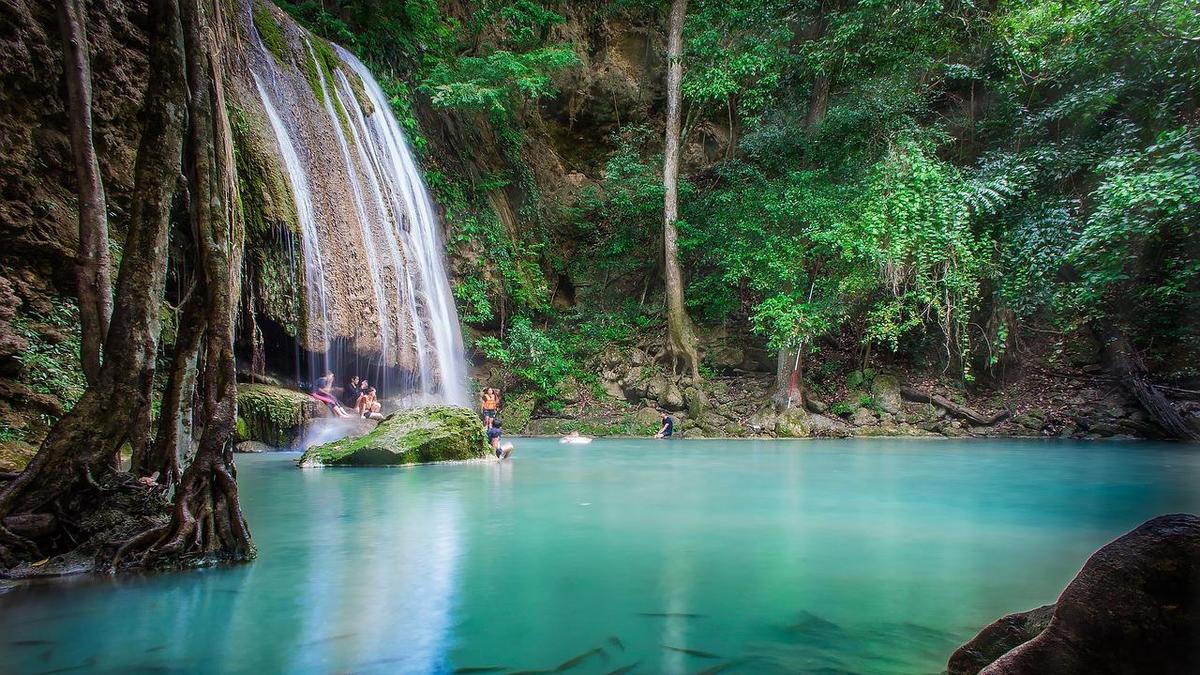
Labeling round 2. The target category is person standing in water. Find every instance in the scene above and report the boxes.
[655,411,674,438]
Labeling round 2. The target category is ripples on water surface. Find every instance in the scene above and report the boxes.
[2,438,1198,674]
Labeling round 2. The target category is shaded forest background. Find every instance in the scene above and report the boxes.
[277,0,1200,426]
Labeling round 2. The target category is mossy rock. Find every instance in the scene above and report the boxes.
[297,405,488,467]
[236,384,324,449]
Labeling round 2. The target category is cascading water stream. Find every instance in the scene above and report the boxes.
[244,22,467,406]
[306,40,398,390]
[337,47,468,405]
[251,73,332,372]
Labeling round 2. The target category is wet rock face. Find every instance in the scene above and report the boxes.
[950,514,1200,675]
[298,405,487,466]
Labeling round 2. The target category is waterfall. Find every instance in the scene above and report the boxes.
[251,73,331,368]
[246,13,468,406]
[336,47,468,406]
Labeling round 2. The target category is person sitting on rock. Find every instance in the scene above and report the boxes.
[357,386,383,420]
[312,370,350,417]
[654,411,674,439]
[344,375,363,406]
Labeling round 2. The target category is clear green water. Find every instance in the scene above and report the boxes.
[2,439,1198,674]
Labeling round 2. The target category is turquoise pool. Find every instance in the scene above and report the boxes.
[2,438,1197,674]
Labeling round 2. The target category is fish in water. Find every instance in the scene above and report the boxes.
[661,645,722,659]
[605,662,640,675]
[607,636,625,651]
[300,633,353,647]
[453,668,508,674]
[555,647,605,671]
[10,640,56,647]
[637,612,705,618]
[507,670,557,674]
[35,656,96,675]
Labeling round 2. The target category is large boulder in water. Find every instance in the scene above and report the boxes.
[949,513,1200,675]
[236,384,325,449]
[297,406,488,467]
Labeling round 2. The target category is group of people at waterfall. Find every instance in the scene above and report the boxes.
[309,371,384,420]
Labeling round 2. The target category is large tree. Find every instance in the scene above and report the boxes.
[0,0,253,568]
[662,0,702,382]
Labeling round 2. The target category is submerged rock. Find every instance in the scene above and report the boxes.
[297,405,487,467]
[950,514,1200,674]
[236,384,325,449]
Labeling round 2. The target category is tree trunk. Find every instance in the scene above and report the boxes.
[133,0,253,566]
[773,347,805,410]
[57,0,111,386]
[133,279,205,484]
[805,74,830,131]
[1095,319,1200,441]
[662,0,701,382]
[803,9,831,133]
[0,0,187,562]
[899,386,1010,426]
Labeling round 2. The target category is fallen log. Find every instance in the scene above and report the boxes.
[899,386,1010,426]
[1095,319,1200,441]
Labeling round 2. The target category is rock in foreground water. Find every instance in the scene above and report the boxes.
[297,406,488,467]
[950,513,1200,675]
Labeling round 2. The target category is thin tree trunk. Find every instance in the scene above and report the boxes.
[57,0,111,386]
[662,0,701,383]
[803,7,832,133]
[134,279,205,484]
[805,74,830,131]
[0,0,188,562]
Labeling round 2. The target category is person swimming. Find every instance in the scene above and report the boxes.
[560,430,593,444]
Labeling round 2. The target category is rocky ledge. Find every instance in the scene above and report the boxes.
[235,384,326,449]
[297,406,488,467]
[949,513,1200,674]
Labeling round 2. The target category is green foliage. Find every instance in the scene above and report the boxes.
[830,401,854,417]
[13,298,87,413]
[420,46,578,120]
[253,0,290,63]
